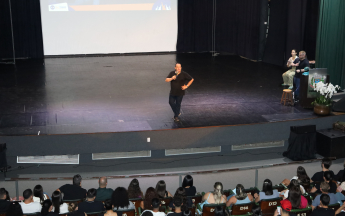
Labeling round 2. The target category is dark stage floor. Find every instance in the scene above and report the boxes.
[0,54,316,135]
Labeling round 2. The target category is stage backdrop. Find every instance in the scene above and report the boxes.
[39,0,178,55]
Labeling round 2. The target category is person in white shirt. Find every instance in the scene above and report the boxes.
[19,189,42,214]
[33,185,49,203]
[52,191,69,213]
[141,198,165,216]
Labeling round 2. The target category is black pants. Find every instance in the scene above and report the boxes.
[169,94,183,117]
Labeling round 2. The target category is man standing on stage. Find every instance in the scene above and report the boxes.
[293,51,309,103]
[165,63,194,122]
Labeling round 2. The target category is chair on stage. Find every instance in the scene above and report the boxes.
[281,89,294,106]
[228,202,254,216]
[259,197,282,216]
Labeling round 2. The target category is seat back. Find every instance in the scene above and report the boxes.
[160,197,172,208]
[86,212,104,216]
[63,199,84,204]
[189,207,195,216]
[290,207,312,216]
[130,198,143,215]
[272,185,286,193]
[0,213,6,216]
[24,213,40,216]
[187,195,202,206]
[244,187,260,197]
[260,198,282,216]
[328,203,340,211]
[230,202,254,216]
[202,203,226,216]
[115,209,136,216]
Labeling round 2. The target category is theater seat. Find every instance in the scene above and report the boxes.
[290,207,312,216]
[115,209,136,216]
[228,202,254,216]
[199,203,226,216]
[328,203,340,211]
[130,198,143,215]
[0,213,6,216]
[259,198,282,216]
[63,199,84,204]
[244,187,260,197]
[187,194,202,206]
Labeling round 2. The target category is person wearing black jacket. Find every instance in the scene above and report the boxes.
[293,51,310,103]
[0,188,10,213]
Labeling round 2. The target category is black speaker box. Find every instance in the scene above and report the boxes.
[290,125,316,134]
[333,97,345,112]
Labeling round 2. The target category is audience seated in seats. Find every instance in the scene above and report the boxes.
[202,182,227,205]
[19,189,42,214]
[1,188,10,201]
[95,177,113,202]
[182,175,197,197]
[38,199,59,216]
[167,197,183,216]
[78,188,105,213]
[226,184,253,206]
[168,187,192,211]
[6,202,24,216]
[311,194,335,216]
[0,188,11,213]
[58,174,87,201]
[140,209,154,216]
[273,200,297,216]
[335,201,345,216]
[128,178,144,199]
[214,206,226,216]
[311,182,337,210]
[282,166,309,192]
[310,171,337,194]
[335,160,345,182]
[141,198,165,216]
[254,179,280,202]
[98,199,117,216]
[67,202,86,216]
[155,180,173,198]
[142,187,159,211]
[287,186,307,209]
[311,158,335,182]
[112,187,135,211]
[33,185,49,204]
[251,205,262,216]
[52,191,69,213]
[282,179,306,199]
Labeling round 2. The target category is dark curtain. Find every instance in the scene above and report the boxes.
[177,0,261,60]
[263,0,319,66]
[0,0,44,59]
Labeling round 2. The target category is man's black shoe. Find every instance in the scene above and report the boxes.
[174,117,180,122]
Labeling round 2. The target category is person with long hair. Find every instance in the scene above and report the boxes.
[202,182,226,205]
[6,202,23,216]
[287,186,307,209]
[282,179,305,199]
[67,202,86,216]
[51,191,69,213]
[99,199,117,216]
[282,49,299,89]
[226,184,253,206]
[155,180,172,198]
[168,187,192,211]
[33,185,49,203]
[39,199,59,216]
[254,179,279,202]
[182,175,196,197]
[128,178,144,199]
[310,171,337,194]
[112,187,135,211]
[311,157,335,182]
[142,187,159,210]
[281,166,310,190]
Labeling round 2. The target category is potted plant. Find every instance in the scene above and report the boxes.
[311,81,340,115]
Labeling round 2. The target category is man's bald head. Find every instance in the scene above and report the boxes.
[99,177,107,188]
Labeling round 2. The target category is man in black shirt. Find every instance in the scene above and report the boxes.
[311,194,335,216]
[0,188,10,213]
[336,201,345,216]
[293,51,310,102]
[58,174,87,201]
[165,63,194,122]
[78,188,105,213]
[311,158,334,182]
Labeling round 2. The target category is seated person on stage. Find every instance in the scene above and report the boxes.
[311,194,335,216]
[311,158,334,182]
[78,189,104,213]
[182,175,197,197]
[311,182,337,210]
[335,160,345,182]
[254,179,280,202]
[167,197,183,216]
[293,51,309,102]
[141,198,165,216]
[202,182,227,205]
[19,189,42,214]
[273,199,298,216]
[336,201,345,216]
[0,188,11,213]
[95,177,113,202]
[286,186,308,209]
[310,171,337,194]
[226,184,253,206]
[57,174,87,200]
[282,49,299,89]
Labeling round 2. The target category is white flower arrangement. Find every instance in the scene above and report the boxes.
[312,81,341,106]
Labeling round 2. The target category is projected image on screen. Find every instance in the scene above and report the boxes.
[48,0,171,11]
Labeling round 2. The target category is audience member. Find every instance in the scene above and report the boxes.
[251,205,262,216]
[39,199,59,216]
[78,188,104,213]
[19,189,42,214]
[214,206,226,216]
[311,182,337,210]
[142,187,159,210]
[226,184,253,206]
[311,158,334,182]
[67,202,86,216]
[335,201,345,216]
[112,187,135,211]
[167,197,183,216]
[99,199,117,216]
[0,188,10,212]
[336,186,345,204]
[6,202,24,216]
[58,174,87,200]
[335,160,345,182]
[128,178,144,199]
[155,180,173,198]
[311,194,335,216]
[33,185,49,203]
[254,179,279,202]
[141,198,165,216]
[182,175,196,196]
[310,171,337,194]
[202,182,227,205]
[51,191,69,213]
[282,179,305,199]
[0,188,10,201]
[287,186,307,209]
[141,210,154,216]
[182,210,192,216]
[273,200,297,216]
[95,177,113,202]
[169,187,192,211]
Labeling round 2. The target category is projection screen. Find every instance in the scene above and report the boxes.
[39,0,177,55]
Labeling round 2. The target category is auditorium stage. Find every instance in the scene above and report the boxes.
[0,53,334,136]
